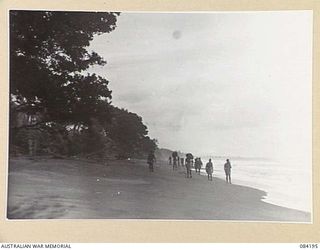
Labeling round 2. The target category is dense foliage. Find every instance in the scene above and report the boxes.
[10,10,157,159]
[107,107,158,158]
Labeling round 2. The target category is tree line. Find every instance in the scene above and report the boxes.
[9,10,157,160]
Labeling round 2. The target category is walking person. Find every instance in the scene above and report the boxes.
[205,159,213,181]
[172,151,178,170]
[147,151,156,172]
[224,159,232,183]
[194,158,198,173]
[197,157,203,175]
[185,153,193,178]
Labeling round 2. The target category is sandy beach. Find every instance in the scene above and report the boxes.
[7,157,310,222]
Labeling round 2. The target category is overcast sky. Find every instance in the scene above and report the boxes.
[89,11,312,161]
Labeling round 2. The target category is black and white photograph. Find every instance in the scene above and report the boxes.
[7,10,312,222]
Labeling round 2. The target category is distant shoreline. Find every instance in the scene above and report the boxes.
[156,148,278,164]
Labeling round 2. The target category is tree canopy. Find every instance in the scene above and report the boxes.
[10,10,158,159]
[107,106,157,158]
[10,10,119,126]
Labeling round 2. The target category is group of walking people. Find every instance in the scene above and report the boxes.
[147,150,232,184]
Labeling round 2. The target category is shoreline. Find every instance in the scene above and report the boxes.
[194,167,310,214]
[190,156,312,213]
[7,157,311,222]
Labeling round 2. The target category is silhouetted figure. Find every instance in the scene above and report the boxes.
[169,156,172,165]
[147,151,156,172]
[172,151,178,171]
[205,159,213,181]
[177,156,180,166]
[180,157,184,166]
[194,157,203,174]
[224,159,232,183]
[185,153,194,178]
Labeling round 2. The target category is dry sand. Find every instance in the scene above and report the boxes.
[7,157,310,222]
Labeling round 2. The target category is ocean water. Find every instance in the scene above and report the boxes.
[198,157,312,213]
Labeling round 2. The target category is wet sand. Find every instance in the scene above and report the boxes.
[7,157,311,221]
